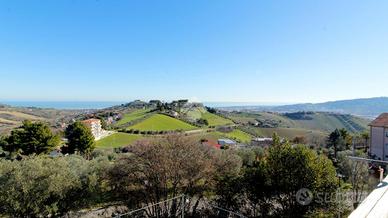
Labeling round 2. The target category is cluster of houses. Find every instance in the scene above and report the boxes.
[71,111,388,163]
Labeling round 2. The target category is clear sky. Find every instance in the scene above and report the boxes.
[1,0,388,103]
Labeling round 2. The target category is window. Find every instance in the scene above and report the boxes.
[386,132,388,137]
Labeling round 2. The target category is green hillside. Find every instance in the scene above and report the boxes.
[201,112,234,126]
[115,109,150,126]
[96,133,142,148]
[228,111,369,134]
[215,129,252,143]
[128,114,196,131]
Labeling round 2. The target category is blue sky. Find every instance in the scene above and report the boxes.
[1,0,388,103]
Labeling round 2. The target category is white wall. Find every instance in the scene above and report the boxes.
[371,126,384,160]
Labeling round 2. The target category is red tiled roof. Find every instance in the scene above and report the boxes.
[369,113,388,127]
[202,140,221,149]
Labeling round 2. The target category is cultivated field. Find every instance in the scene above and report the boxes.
[208,129,253,143]
[114,109,150,126]
[128,114,196,131]
[95,132,142,148]
[201,112,234,126]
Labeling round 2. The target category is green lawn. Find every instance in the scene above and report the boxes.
[115,109,150,126]
[128,114,196,131]
[210,129,252,143]
[224,129,252,143]
[201,112,234,126]
[96,133,142,148]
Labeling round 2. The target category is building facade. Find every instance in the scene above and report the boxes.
[370,113,388,161]
[81,118,104,140]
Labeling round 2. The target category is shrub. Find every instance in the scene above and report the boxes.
[0,155,111,217]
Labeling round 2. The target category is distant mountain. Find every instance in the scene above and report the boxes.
[219,97,388,118]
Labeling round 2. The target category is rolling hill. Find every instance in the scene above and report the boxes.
[128,114,197,131]
[219,97,388,118]
[228,111,370,134]
[200,112,234,126]
[114,109,150,126]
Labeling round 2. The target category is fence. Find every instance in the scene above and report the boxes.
[114,195,246,218]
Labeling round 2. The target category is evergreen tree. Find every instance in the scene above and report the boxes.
[1,120,60,156]
[65,121,95,155]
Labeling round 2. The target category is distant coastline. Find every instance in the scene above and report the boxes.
[0,101,126,110]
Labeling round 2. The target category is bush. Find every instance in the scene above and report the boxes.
[0,155,111,217]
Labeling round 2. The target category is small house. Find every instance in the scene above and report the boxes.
[251,137,273,147]
[218,139,237,148]
[370,113,388,160]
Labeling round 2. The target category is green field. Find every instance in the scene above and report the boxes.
[241,126,327,143]
[228,111,369,133]
[115,109,150,126]
[96,133,142,148]
[224,129,252,143]
[128,114,196,131]
[208,129,252,143]
[201,112,234,126]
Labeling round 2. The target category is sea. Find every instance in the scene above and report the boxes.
[1,101,126,110]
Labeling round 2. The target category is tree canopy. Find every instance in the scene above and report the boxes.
[64,121,95,155]
[0,120,59,156]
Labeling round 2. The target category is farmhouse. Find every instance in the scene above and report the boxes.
[201,139,221,149]
[82,118,104,140]
[369,113,388,160]
[251,137,273,147]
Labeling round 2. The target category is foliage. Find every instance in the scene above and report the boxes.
[0,120,60,156]
[337,150,372,208]
[107,134,242,216]
[0,155,111,217]
[215,134,338,217]
[327,128,351,160]
[196,118,209,126]
[65,121,95,155]
[266,142,337,217]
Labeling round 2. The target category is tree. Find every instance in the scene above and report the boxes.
[244,161,272,217]
[266,142,337,217]
[65,121,95,155]
[1,120,60,156]
[197,118,209,126]
[327,129,341,160]
[107,134,242,216]
[337,150,371,209]
[327,129,352,161]
[0,155,111,217]
[292,135,307,145]
[361,132,370,153]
